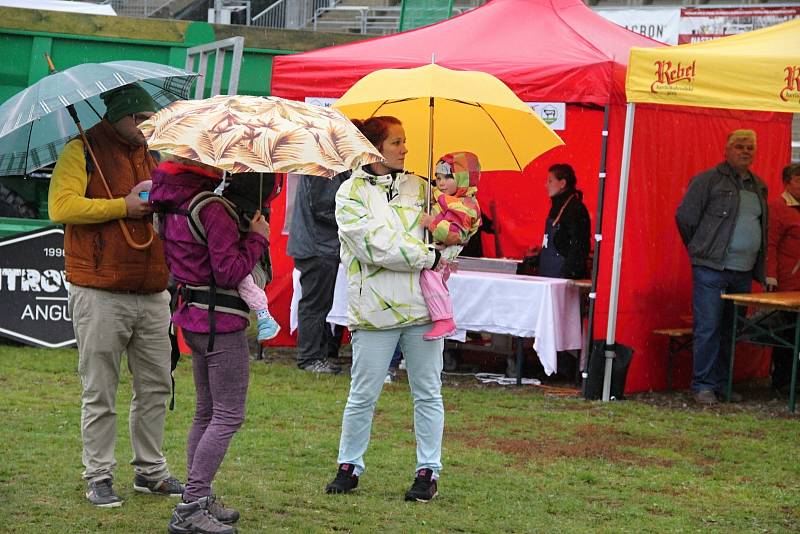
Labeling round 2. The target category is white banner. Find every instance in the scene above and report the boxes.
[526,102,566,131]
[306,97,566,130]
[678,6,800,44]
[594,7,680,45]
[304,97,338,108]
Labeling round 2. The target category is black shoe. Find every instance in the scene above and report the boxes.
[207,495,240,524]
[86,478,123,508]
[168,497,236,534]
[133,474,184,497]
[404,469,438,502]
[324,463,359,494]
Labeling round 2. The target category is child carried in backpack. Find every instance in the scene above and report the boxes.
[152,161,281,343]
[418,152,482,341]
[221,173,281,342]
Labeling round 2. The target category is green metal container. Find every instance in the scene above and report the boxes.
[0,216,53,238]
[0,8,377,350]
[0,7,368,235]
[0,7,365,104]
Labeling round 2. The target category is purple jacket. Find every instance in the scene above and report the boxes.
[149,161,268,334]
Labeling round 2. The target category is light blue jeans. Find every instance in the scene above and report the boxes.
[337,324,444,477]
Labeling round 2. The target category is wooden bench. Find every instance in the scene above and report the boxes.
[652,327,693,391]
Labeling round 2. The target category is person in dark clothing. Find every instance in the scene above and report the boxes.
[150,156,269,533]
[287,171,350,373]
[675,129,768,405]
[459,213,495,258]
[522,164,591,279]
[222,172,282,342]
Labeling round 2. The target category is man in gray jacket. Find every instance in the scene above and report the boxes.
[287,172,350,373]
[675,130,767,405]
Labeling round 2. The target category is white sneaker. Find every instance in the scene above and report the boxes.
[302,360,341,374]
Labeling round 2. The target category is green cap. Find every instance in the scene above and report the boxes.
[100,83,156,124]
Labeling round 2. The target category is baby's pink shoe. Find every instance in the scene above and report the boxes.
[424,319,456,341]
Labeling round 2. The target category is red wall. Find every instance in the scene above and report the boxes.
[263,103,792,392]
[602,104,791,391]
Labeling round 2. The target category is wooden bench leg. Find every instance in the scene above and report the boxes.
[667,339,676,392]
[654,331,692,393]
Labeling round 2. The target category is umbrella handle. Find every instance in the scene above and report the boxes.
[44,53,56,74]
[72,113,155,251]
[116,220,155,251]
[423,97,435,245]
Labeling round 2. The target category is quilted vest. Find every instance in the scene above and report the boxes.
[64,119,169,293]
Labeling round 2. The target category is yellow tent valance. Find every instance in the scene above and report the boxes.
[626,18,800,113]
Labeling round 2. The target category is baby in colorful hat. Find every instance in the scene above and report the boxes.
[418,152,482,340]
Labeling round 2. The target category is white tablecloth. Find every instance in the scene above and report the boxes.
[290,266,582,375]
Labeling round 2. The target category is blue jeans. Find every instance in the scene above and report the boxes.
[337,325,444,477]
[691,266,752,393]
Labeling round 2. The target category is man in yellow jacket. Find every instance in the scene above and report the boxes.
[48,84,183,507]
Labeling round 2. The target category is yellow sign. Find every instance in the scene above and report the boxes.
[626,18,800,113]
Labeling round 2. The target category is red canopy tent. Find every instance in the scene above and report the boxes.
[273,0,645,104]
[267,0,791,392]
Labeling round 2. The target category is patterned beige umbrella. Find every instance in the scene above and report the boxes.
[139,94,383,177]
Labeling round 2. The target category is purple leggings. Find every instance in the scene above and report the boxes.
[182,330,250,502]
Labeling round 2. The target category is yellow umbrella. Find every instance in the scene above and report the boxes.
[332,63,564,177]
[139,94,383,177]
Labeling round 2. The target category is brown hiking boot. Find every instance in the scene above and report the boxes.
[207,495,240,524]
[167,496,236,534]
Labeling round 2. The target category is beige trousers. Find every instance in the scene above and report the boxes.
[69,285,173,483]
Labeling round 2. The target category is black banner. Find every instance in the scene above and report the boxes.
[0,226,75,347]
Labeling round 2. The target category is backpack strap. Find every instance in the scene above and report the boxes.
[183,192,251,352]
[167,283,181,411]
[186,192,241,244]
[152,205,191,239]
[207,276,217,352]
[178,284,250,319]
[153,191,257,352]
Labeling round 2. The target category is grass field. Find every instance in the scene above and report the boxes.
[1,345,799,533]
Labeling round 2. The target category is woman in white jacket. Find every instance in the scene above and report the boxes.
[324,116,449,502]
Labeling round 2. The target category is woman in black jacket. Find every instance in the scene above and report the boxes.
[527,163,591,279]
